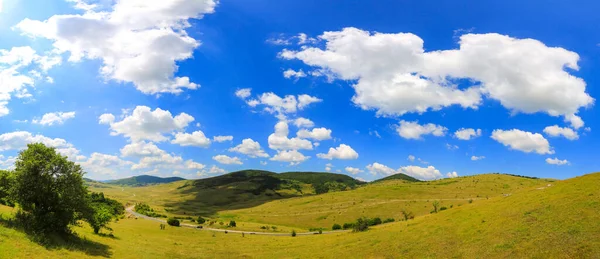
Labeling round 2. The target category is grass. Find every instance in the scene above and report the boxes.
[2,172,599,258]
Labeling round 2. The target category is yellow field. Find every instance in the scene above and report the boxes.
[3,172,598,258]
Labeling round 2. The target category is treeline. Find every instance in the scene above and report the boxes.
[0,143,125,237]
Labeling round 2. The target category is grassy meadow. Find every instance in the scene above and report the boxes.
[2,172,599,258]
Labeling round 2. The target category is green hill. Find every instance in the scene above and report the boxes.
[371,173,420,183]
[105,175,186,186]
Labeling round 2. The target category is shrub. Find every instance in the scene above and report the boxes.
[439,207,448,211]
[353,217,369,232]
[468,199,474,204]
[219,221,224,226]
[342,223,354,230]
[332,223,342,230]
[229,220,236,227]
[401,210,414,220]
[197,217,206,224]
[167,218,180,227]
[260,226,267,230]
[383,218,395,223]
[291,230,297,237]
[367,217,382,226]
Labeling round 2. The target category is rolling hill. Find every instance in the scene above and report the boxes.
[371,172,420,183]
[104,175,186,186]
[3,172,599,258]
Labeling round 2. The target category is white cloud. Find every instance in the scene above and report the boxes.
[212,155,243,165]
[317,144,359,160]
[213,135,233,142]
[79,152,134,177]
[369,130,381,138]
[283,69,307,80]
[16,0,218,95]
[396,120,447,140]
[543,125,579,140]
[240,92,322,119]
[171,130,211,148]
[454,128,482,140]
[280,28,593,128]
[235,88,252,99]
[407,155,415,162]
[0,131,82,160]
[345,166,363,175]
[208,165,227,175]
[0,46,61,117]
[260,161,267,165]
[296,127,332,141]
[293,117,314,128]
[101,106,194,142]
[325,163,333,172]
[32,111,76,126]
[471,155,485,161]
[446,143,459,150]
[491,129,553,154]
[366,162,443,180]
[545,157,569,166]
[0,156,17,170]
[229,138,269,158]
[446,172,459,178]
[120,141,165,158]
[270,150,309,165]
[268,121,313,151]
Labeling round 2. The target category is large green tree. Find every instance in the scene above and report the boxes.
[12,143,89,234]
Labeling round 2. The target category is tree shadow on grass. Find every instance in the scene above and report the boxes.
[0,216,112,258]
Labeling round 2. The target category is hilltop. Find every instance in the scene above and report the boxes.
[371,172,420,183]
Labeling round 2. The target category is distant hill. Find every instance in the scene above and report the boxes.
[277,172,365,193]
[372,173,420,183]
[105,175,186,186]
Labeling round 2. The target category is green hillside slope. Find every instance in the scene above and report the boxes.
[104,175,186,186]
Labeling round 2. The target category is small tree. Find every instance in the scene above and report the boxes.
[197,217,206,224]
[0,170,14,206]
[353,217,369,232]
[401,210,414,220]
[229,220,237,227]
[432,200,440,213]
[167,218,180,227]
[12,143,89,234]
[332,223,342,230]
[87,205,113,234]
[291,230,297,237]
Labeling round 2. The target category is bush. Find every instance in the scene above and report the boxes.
[229,220,236,227]
[401,210,414,220]
[383,218,395,223]
[353,217,369,232]
[367,217,382,226]
[432,200,440,213]
[439,206,448,211]
[342,223,354,230]
[332,223,342,230]
[197,217,206,224]
[291,230,297,237]
[167,218,180,227]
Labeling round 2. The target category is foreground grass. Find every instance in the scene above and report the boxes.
[4,173,598,258]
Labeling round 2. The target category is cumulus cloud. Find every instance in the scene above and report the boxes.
[345,166,363,175]
[120,141,165,158]
[15,0,218,95]
[268,121,313,151]
[280,28,593,128]
[100,106,194,142]
[471,155,485,161]
[79,152,134,177]
[0,131,82,159]
[171,131,211,148]
[317,144,359,160]
[543,125,579,140]
[545,157,569,166]
[229,138,269,158]
[296,127,332,141]
[366,162,443,180]
[235,88,252,99]
[212,155,243,165]
[396,120,447,140]
[454,128,482,140]
[270,150,309,165]
[32,111,76,126]
[0,46,60,116]
[446,172,459,178]
[283,69,307,80]
[293,117,314,128]
[237,91,322,119]
[491,129,553,154]
[213,135,233,142]
[407,155,415,162]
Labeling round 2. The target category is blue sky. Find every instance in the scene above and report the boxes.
[0,0,598,181]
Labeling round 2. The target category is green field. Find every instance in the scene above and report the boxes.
[2,172,599,258]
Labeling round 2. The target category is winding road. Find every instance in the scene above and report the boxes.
[126,206,348,236]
